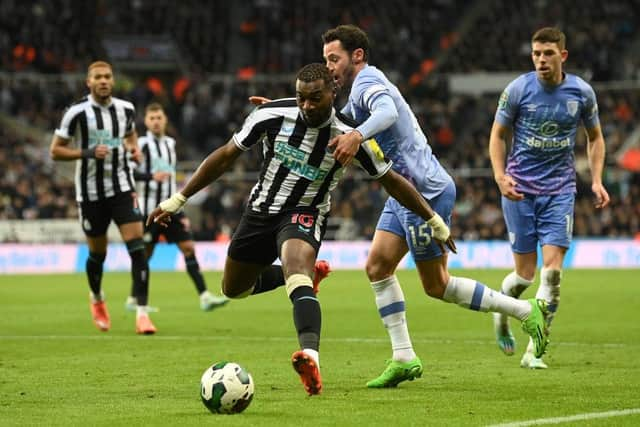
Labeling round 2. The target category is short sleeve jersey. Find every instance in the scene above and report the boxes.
[495,71,600,195]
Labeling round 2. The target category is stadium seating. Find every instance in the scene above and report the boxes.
[1,0,639,241]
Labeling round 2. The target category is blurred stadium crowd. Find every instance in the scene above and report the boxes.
[1,0,639,241]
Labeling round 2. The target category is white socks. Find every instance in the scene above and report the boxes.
[371,275,416,362]
[443,276,530,320]
[302,348,320,368]
[90,291,105,303]
[525,267,561,356]
[501,271,534,298]
[536,267,561,325]
[495,271,534,327]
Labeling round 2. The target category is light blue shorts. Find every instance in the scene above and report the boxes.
[502,193,575,253]
[376,180,456,261]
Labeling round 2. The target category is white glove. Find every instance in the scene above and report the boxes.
[426,213,450,241]
[158,193,187,214]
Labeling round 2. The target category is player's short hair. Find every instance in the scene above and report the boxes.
[296,63,334,89]
[145,102,165,114]
[322,24,370,62]
[87,61,113,76]
[532,27,566,50]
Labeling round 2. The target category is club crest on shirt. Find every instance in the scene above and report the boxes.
[566,100,578,117]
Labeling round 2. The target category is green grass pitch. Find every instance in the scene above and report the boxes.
[1,269,639,426]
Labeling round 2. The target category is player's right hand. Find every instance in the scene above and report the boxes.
[248,96,271,106]
[592,182,610,208]
[495,174,524,201]
[427,213,457,254]
[146,193,187,226]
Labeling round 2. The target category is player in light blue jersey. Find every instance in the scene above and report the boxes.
[322,24,550,388]
[489,27,610,369]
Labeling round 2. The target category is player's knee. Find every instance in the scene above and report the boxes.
[285,273,313,298]
[221,281,253,299]
[365,259,393,282]
[180,242,195,258]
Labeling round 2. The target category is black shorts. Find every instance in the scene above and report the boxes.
[143,212,193,244]
[228,208,327,265]
[78,191,143,237]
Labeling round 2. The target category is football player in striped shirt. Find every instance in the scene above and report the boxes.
[126,103,229,312]
[148,63,455,395]
[50,61,156,334]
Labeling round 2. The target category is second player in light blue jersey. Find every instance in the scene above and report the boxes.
[322,24,550,388]
[489,27,610,369]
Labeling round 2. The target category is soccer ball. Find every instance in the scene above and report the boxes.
[200,361,255,414]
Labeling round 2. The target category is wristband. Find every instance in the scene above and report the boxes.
[158,193,188,214]
[426,213,451,241]
[81,148,95,159]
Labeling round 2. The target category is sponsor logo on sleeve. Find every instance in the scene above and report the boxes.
[498,90,509,110]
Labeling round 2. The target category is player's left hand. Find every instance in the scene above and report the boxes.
[146,193,187,227]
[328,130,363,166]
[147,207,171,227]
[130,147,142,164]
[592,183,610,208]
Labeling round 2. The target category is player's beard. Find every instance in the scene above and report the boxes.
[94,86,112,103]
[336,64,356,94]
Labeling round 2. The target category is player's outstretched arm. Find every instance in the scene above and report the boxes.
[585,125,610,209]
[248,96,271,105]
[489,120,524,201]
[147,139,243,226]
[377,170,457,254]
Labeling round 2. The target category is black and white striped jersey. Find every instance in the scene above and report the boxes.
[55,95,136,202]
[134,131,177,216]
[232,98,393,217]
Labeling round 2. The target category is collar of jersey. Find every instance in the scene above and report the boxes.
[147,130,164,142]
[535,71,567,91]
[88,94,113,108]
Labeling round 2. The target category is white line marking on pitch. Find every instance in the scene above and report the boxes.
[488,408,640,427]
